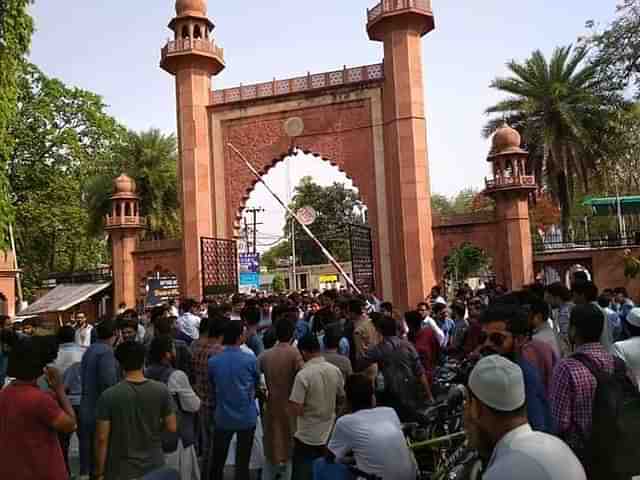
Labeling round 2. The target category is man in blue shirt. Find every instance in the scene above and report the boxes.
[80,318,119,478]
[208,321,259,480]
[478,303,553,433]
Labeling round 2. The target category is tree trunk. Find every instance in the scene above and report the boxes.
[558,170,572,240]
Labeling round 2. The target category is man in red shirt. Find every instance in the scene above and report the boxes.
[0,335,77,480]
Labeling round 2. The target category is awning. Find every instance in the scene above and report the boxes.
[17,282,111,317]
[583,196,640,216]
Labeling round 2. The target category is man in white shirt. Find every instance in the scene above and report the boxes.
[323,373,417,480]
[613,307,640,389]
[417,302,445,345]
[74,313,93,347]
[176,298,201,343]
[529,299,561,358]
[464,355,586,480]
[289,333,344,480]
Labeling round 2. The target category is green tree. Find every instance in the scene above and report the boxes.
[282,177,365,266]
[431,189,493,217]
[445,243,490,286]
[431,194,455,216]
[261,240,291,270]
[8,65,125,298]
[0,0,34,247]
[586,1,640,96]
[484,46,614,236]
[271,274,286,293]
[86,129,181,240]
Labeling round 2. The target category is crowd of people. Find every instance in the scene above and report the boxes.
[0,276,639,480]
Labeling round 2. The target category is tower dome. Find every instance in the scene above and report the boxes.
[113,174,137,195]
[176,0,207,17]
[488,123,527,159]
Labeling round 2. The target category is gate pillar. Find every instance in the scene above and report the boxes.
[368,1,437,310]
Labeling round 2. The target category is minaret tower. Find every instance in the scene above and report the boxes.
[161,0,225,298]
[105,174,145,312]
[367,0,436,309]
[484,124,537,290]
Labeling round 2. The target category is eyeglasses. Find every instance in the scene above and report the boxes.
[478,331,512,347]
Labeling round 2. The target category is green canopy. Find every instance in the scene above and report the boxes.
[583,196,640,216]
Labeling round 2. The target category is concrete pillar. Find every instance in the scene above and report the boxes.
[369,7,436,310]
[0,250,17,317]
[494,192,535,290]
[162,6,224,300]
[174,64,215,299]
[110,230,138,311]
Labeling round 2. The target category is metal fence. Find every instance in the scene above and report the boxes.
[201,237,238,297]
[534,231,640,253]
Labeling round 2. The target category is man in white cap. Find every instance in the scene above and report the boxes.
[613,307,640,389]
[464,355,586,480]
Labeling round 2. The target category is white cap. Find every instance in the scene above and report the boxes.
[468,355,525,412]
[628,308,640,328]
[433,297,447,306]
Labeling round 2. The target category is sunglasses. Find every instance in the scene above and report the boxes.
[478,331,511,347]
[469,301,483,307]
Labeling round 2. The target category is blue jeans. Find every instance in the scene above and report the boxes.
[79,414,95,476]
[312,459,353,480]
[143,467,180,480]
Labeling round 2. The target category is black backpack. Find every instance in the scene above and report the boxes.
[379,339,422,420]
[572,353,640,477]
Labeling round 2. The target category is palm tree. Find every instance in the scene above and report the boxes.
[86,129,181,240]
[484,46,613,237]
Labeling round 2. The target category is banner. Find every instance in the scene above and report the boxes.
[239,253,260,291]
[146,276,180,306]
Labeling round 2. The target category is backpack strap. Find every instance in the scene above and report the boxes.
[571,352,601,379]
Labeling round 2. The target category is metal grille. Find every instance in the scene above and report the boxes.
[348,224,376,294]
[201,237,238,297]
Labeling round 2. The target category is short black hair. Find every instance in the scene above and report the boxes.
[570,304,604,343]
[404,310,423,332]
[208,313,230,338]
[241,305,261,327]
[481,303,529,337]
[346,374,375,412]
[417,302,430,310]
[8,336,59,381]
[545,282,572,302]
[529,298,550,320]
[199,316,210,335]
[348,299,366,316]
[223,320,244,346]
[297,332,320,353]
[148,335,174,364]
[451,301,466,319]
[275,318,295,343]
[323,323,343,350]
[376,314,398,337]
[115,340,146,372]
[380,301,393,312]
[597,294,611,309]
[181,298,197,312]
[432,303,447,315]
[97,318,117,340]
[57,325,76,344]
[573,281,599,303]
[614,287,629,297]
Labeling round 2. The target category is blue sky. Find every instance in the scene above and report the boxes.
[29,0,617,243]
